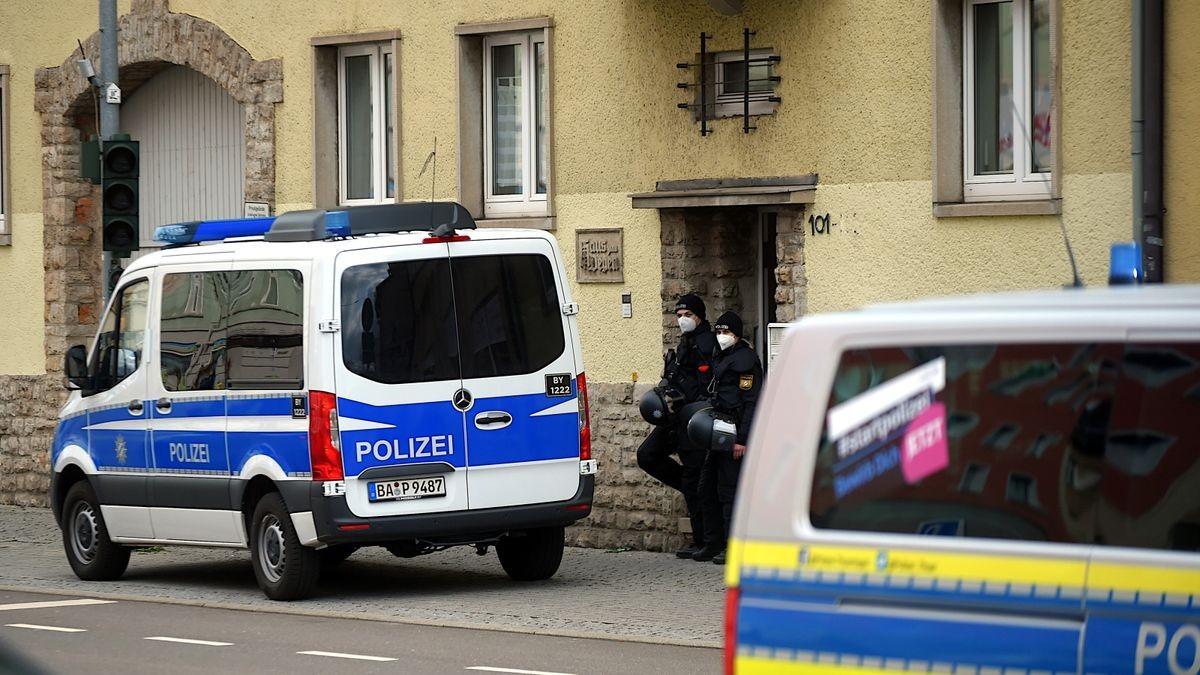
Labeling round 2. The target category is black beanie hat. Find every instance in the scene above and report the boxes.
[674,293,706,320]
[713,311,743,338]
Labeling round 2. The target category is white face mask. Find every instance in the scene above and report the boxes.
[677,316,698,334]
[716,334,737,351]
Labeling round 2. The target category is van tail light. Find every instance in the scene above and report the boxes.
[724,586,740,675]
[309,391,344,481]
[577,372,591,461]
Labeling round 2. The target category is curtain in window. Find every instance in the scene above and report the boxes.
[491,43,523,196]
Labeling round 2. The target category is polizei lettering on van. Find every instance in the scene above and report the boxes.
[355,435,455,462]
[168,442,210,463]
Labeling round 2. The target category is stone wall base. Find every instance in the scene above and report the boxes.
[0,375,63,506]
[565,381,691,552]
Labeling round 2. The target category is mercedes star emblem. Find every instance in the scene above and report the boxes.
[452,388,473,411]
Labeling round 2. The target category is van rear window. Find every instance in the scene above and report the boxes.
[340,254,565,384]
[809,342,1200,553]
[452,254,565,379]
[340,259,460,385]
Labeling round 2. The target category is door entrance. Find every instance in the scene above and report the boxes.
[657,207,779,365]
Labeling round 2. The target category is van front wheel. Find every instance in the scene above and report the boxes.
[496,526,565,581]
[61,481,130,581]
[249,493,319,601]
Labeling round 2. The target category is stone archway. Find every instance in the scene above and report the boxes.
[0,0,282,506]
[33,0,282,377]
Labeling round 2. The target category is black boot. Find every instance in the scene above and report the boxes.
[691,545,724,562]
[675,544,702,559]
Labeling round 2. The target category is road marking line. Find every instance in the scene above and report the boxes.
[0,599,116,611]
[145,636,233,646]
[298,650,397,662]
[6,623,87,633]
[465,662,573,667]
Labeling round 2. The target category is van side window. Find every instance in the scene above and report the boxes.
[810,342,1200,553]
[451,254,564,379]
[341,259,460,384]
[160,272,227,391]
[160,270,305,391]
[226,269,304,390]
[91,279,149,393]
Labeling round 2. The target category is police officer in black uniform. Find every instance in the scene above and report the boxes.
[693,311,763,565]
[636,293,718,559]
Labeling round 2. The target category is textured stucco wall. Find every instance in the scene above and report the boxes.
[1165,0,1200,282]
[0,0,1144,378]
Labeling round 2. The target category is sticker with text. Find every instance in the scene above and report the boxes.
[901,402,949,484]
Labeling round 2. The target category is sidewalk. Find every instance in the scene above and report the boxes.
[0,506,725,648]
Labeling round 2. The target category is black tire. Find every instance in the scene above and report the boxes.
[249,492,319,601]
[496,526,565,581]
[61,481,131,581]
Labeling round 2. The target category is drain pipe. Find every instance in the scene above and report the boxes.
[1135,0,1166,282]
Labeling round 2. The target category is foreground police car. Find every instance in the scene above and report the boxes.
[50,202,595,600]
[725,284,1200,674]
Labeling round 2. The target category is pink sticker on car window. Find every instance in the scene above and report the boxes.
[901,402,949,484]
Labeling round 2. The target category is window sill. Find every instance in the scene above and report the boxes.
[0,234,10,246]
[477,216,555,231]
[933,199,1061,218]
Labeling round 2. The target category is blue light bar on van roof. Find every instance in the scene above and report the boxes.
[153,202,475,246]
[153,212,351,245]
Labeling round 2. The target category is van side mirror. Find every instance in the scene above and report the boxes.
[64,345,91,390]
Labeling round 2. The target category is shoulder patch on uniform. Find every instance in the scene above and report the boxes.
[739,374,754,390]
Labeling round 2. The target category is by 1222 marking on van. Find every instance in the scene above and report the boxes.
[724,286,1200,675]
[50,202,596,601]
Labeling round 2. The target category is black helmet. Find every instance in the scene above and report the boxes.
[639,387,685,425]
[685,405,738,452]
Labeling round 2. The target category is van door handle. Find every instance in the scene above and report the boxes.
[155,397,172,414]
[128,400,144,414]
[474,411,512,429]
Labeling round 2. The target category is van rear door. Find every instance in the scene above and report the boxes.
[448,237,582,509]
[334,244,467,517]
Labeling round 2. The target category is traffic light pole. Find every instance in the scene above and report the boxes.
[99,0,120,300]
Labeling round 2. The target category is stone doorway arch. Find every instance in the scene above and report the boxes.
[33,0,282,374]
[0,0,282,506]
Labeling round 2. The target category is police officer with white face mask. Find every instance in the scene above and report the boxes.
[636,293,717,559]
[692,310,763,565]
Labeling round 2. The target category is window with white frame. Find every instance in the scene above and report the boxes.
[711,49,778,119]
[964,0,1052,201]
[338,43,395,205]
[483,31,548,218]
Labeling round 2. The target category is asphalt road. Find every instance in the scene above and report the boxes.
[0,506,725,649]
[0,589,719,674]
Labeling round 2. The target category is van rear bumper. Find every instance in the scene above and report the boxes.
[308,475,594,546]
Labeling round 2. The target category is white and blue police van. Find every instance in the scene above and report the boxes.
[725,272,1200,673]
[51,202,596,600]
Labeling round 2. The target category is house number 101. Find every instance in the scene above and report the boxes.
[809,213,835,235]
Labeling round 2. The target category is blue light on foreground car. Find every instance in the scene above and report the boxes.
[1109,241,1142,285]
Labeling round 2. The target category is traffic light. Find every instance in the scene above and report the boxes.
[101,134,139,256]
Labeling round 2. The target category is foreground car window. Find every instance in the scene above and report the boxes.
[810,342,1200,553]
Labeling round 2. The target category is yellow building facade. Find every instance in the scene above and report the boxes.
[1,0,1195,548]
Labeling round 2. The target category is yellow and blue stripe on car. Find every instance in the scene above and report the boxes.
[725,539,1200,674]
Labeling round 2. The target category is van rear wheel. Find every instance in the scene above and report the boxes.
[61,481,130,581]
[249,493,319,601]
[496,526,565,581]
